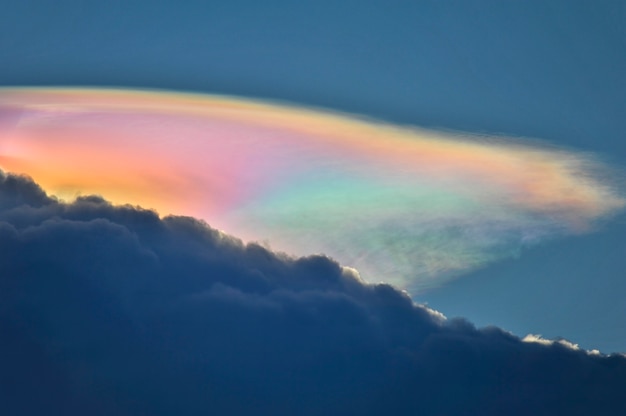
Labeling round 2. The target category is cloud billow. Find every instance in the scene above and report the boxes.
[1,171,625,416]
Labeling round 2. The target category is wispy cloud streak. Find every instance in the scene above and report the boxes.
[0,88,623,288]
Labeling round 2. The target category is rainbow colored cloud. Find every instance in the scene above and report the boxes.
[0,88,623,289]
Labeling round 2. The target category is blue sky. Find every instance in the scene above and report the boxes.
[2,0,626,355]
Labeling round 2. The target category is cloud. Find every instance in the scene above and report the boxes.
[1,88,624,290]
[1,170,625,415]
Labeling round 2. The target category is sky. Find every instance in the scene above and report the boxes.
[1,1,626,414]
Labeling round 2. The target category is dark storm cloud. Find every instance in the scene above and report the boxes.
[1,171,625,416]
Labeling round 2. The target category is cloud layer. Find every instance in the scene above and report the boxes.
[1,88,624,289]
[1,171,625,415]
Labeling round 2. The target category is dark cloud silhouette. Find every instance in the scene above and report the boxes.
[1,170,625,416]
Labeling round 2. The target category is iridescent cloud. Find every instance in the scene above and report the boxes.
[0,88,623,289]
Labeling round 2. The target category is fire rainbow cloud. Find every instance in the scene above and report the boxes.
[0,87,624,290]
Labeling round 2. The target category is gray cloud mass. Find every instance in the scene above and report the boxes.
[1,171,625,416]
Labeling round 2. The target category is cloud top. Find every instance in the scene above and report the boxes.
[0,88,623,288]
